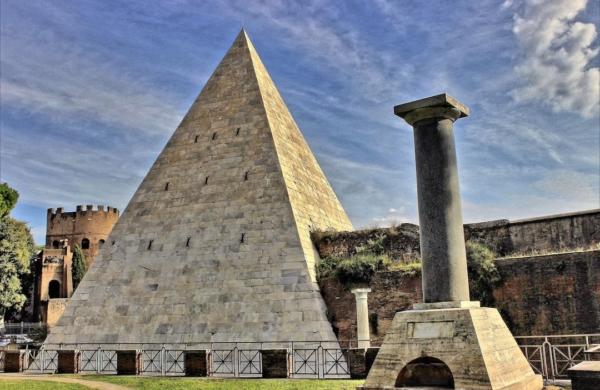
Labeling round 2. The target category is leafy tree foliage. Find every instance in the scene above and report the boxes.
[0,183,18,219]
[72,244,87,289]
[0,183,34,319]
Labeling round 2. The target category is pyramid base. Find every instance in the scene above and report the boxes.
[362,304,543,390]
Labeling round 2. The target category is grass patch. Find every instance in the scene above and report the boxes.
[0,380,86,390]
[72,375,363,389]
[388,260,422,277]
[497,243,600,259]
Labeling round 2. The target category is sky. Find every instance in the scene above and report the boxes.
[1,0,599,244]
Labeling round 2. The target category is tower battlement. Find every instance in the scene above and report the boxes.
[45,205,119,267]
[47,205,119,217]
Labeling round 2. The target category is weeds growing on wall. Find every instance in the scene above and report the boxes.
[317,233,422,286]
[466,241,501,307]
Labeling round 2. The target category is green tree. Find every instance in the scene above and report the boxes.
[0,183,18,218]
[72,244,87,289]
[0,184,35,319]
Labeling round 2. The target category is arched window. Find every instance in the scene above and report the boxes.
[52,240,60,249]
[48,280,61,299]
[81,238,90,249]
[99,239,105,248]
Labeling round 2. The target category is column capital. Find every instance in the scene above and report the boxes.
[394,93,469,126]
[351,287,371,298]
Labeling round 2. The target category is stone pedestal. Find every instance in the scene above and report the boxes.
[116,350,139,375]
[344,348,368,379]
[363,305,542,389]
[365,347,379,374]
[568,361,600,390]
[352,288,371,349]
[184,350,207,376]
[4,350,25,372]
[57,350,80,373]
[261,349,288,378]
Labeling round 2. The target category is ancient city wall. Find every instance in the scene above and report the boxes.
[319,250,600,342]
[464,209,600,256]
[313,223,420,263]
[494,250,600,335]
[314,210,600,340]
[314,210,600,260]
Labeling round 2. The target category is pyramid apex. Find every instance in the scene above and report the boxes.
[234,27,252,47]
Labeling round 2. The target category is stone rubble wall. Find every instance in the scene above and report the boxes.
[313,209,599,261]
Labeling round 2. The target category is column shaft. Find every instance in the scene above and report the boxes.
[413,117,469,302]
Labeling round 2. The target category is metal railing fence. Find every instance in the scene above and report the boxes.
[0,334,597,380]
[514,333,600,381]
[14,340,354,378]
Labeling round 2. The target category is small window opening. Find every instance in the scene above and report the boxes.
[205,176,209,185]
[211,132,217,140]
[235,127,240,136]
[186,237,191,247]
[48,280,61,299]
[194,135,199,143]
[147,240,153,250]
[81,238,90,249]
[111,240,116,246]
[240,233,245,243]
[52,240,60,249]
[244,171,249,181]
[165,182,170,191]
[99,239,105,248]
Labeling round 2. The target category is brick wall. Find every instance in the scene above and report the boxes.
[494,250,600,335]
[320,272,422,344]
[320,250,600,341]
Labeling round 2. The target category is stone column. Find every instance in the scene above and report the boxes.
[394,94,470,303]
[351,287,371,348]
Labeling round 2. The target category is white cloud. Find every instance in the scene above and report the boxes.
[510,0,599,117]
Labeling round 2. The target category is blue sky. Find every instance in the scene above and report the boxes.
[1,0,599,244]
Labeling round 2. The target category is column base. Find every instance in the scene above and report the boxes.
[361,306,543,390]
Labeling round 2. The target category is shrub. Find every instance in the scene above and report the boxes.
[466,241,500,306]
[334,254,390,285]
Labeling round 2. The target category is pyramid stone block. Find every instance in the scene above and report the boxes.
[45,30,352,345]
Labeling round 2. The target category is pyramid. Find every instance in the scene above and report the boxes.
[45,30,353,345]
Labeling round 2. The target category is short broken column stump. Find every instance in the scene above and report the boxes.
[57,350,80,373]
[4,350,25,372]
[184,350,207,376]
[261,349,288,378]
[344,348,367,379]
[568,361,600,390]
[116,350,139,375]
